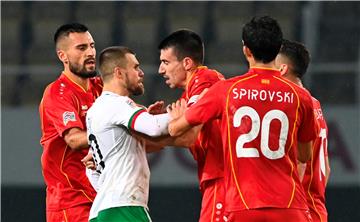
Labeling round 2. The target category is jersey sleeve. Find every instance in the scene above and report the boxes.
[187,71,224,106]
[133,112,169,136]
[111,97,146,128]
[111,97,169,136]
[298,93,318,142]
[185,81,224,125]
[43,89,84,137]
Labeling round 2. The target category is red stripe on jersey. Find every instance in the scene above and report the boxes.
[128,109,147,130]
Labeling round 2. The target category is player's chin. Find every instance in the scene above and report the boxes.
[166,82,176,89]
[133,85,145,96]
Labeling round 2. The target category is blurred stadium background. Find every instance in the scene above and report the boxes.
[1,1,359,221]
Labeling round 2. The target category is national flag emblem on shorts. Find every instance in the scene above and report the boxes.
[63,111,76,126]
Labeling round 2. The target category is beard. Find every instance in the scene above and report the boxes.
[131,85,144,96]
[125,73,144,96]
[69,60,97,78]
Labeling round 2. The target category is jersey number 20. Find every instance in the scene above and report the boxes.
[233,106,289,160]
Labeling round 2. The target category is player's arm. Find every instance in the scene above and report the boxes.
[297,161,307,182]
[297,93,318,163]
[131,125,202,153]
[297,141,313,163]
[63,127,88,150]
[325,155,331,185]
[82,152,101,191]
[132,111,170,137]
[168,99,196,136]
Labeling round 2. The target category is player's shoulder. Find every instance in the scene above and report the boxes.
[103,92,138,109]
[200,67,224,78]
[89,76,103,87]
[286,81,314,105]
[223,74,247,85]
[44,77,74,100]
[277,76,311,97]
[196,66,225,81]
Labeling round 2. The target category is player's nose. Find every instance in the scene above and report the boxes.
[158,64,165,76]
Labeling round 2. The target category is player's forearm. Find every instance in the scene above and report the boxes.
[168,116,193,137]
[325,156,331,185]
[133,125,199,151]
[63,128,89,150]
[171,125,201,147]
[297,141,313,163]
[297,161,307,182]
[134,112,169,137]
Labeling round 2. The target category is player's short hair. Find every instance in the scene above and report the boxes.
[54,23,89,48]
[158,29,204,65]
[242,16,283,63]
[279,39,310,78]
[99,46,135,82]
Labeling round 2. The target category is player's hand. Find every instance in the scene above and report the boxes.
[147,101,166,114]
[81,152,96,170]
[167,98,187,120]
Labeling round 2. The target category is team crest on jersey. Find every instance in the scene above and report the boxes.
[63,111,76,126]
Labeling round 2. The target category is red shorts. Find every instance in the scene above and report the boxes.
[46,203,91,222]
[225,208,312,222]
[199,178,226,222]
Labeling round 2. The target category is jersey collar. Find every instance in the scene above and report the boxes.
[61,72,90,93]
[249,67,281,76]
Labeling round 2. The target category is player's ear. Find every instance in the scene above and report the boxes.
[279,64,288,76]
[182,57,193,71]
[114,66,123,79]
[57,50,68,64]
[242,46,250,57]
[243,46,253,61]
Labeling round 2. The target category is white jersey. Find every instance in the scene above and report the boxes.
[86,91,167,220]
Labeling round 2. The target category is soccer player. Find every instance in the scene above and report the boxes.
[167,16,318,221]
[85,46,172,222]
[39,23,102,222]
[158,29,226,222]
[276,39,330,222]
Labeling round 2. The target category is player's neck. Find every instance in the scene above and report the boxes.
[103,83,130,97]
[183,66,198,88]
[249,60,277,70]
[287,75,304,88]
[62,70,89,91]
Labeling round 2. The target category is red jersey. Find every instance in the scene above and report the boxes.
[180,66,225,190]
[302,97,329,221]
[39,73,102,211]
[185,67,318,212]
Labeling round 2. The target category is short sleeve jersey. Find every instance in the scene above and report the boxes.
[185,68,318,211]
[302,97,329,220]
[180,66,225,190]
[86,91,150,220]
[39,73,102,211]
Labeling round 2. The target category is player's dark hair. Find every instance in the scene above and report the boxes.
[99,46,135,82]
[279,39,310,78]
[158,29,204,65]
[54,23,89,45]
[242,16,283,63]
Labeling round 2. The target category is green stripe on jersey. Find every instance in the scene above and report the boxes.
[127,108,145,129]
[90,206,152,222]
